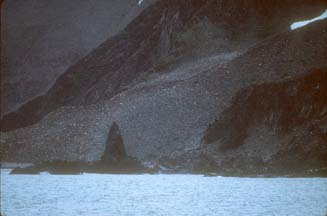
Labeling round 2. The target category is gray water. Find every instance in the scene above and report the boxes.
[1,169,327,216]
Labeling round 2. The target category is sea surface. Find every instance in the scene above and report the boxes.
[1,169,327,216]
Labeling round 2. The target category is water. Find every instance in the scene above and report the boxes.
[1,169,327,216]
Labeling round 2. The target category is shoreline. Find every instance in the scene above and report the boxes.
[2,168,326,178]
[2,160,326,178]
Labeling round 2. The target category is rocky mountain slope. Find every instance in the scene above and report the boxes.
[2,19,326,163]
[1,0,157,114]
[1,0,326,175]
[168,68,326,176]
[1,0,326,131]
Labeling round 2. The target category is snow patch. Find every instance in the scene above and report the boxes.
[138,0,144,5]
[291,10,327,30]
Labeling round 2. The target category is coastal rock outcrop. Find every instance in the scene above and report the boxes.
[100,122,127,163]
[10,122,153,174]
[93,122,153,174]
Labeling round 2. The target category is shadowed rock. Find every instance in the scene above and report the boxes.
[10,161,83,175]
[198,68,327,176]
[203,68,327,151]
[10,166,40,175]
[100,122,127,163]
[93,122,155,174]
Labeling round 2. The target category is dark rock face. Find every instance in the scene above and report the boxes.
[1,0,325,131]
[198,68,327,176]
[100,122,127,163]
[10,161,84,175]
[95,122,155,174]
[10,166,40,175]
[203,68,327,149]
[203,68,327,150]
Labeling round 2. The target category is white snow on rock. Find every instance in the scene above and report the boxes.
[138,0,144,5]
[291,10,327,30]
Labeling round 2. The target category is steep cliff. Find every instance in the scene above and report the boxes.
[165,68,326,176]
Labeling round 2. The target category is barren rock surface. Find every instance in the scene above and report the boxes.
[0,0,326,175]
[1,0,325,130]
[1,20,326,165]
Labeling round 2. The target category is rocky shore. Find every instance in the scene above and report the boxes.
[10,122,155,175]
